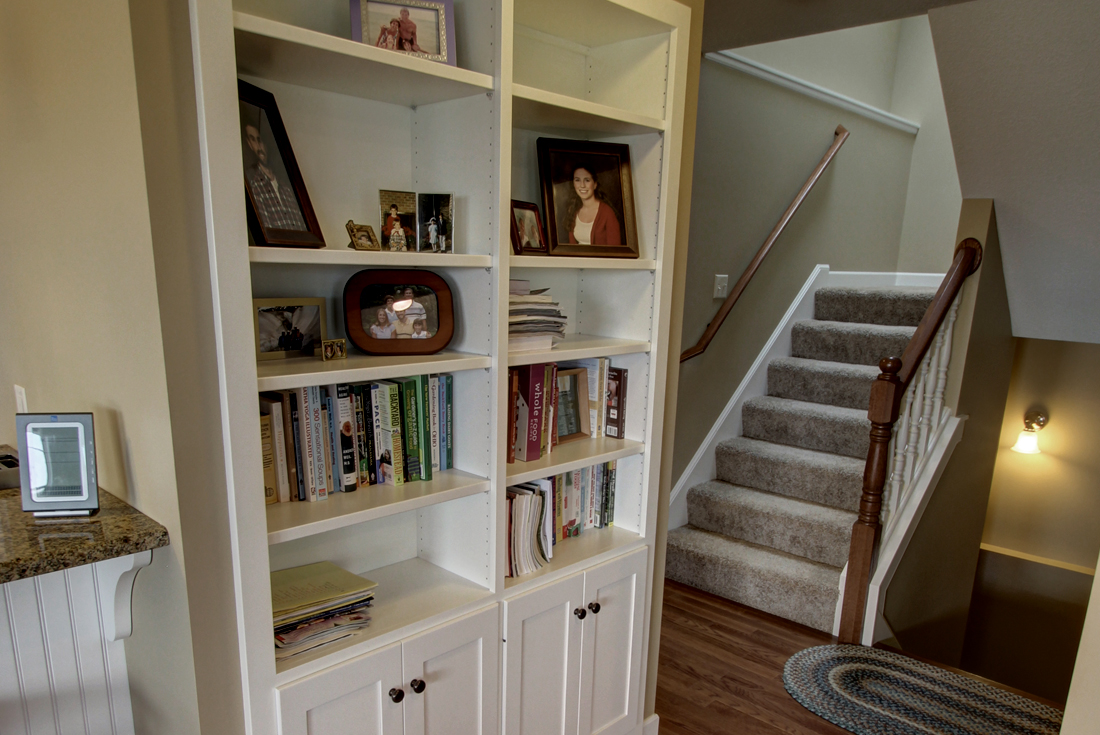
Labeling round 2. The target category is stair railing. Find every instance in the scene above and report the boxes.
[837,238,983,645]
[680,125,850,362]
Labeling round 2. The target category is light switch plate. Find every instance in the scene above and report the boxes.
[14,385,27,414]
[713,274,729,299]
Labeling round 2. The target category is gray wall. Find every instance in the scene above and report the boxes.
[672,60,915,479]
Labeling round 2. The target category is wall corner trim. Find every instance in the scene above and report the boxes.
[706,52,921,135]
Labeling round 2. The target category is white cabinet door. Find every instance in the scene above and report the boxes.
[401,605,500,735]
[502,572,586,735]
[577,547,647,735]
[277,641,404,735]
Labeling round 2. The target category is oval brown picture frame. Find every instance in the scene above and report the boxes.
[344,269,455,355]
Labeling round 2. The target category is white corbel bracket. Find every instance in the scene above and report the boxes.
[93,549,154,641]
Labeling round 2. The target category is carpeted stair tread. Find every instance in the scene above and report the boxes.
[686,481,855,567]
[814,286,936,327]
[742,396,870,459]
[665,526,841,632]
[767,357,878,410]
[791,320,914,366]
[716,437,863,511]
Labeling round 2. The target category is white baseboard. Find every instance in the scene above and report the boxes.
[644,713,660,735]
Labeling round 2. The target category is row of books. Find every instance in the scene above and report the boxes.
[507,358,628,464]
[509,279,565,352]
[258,374,455,503]
[506,461,618,577]
[271,561,377,661]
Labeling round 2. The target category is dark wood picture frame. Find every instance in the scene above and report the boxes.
[343,269,455,356]
[238,79,325,249]
[536,137,639,259]
[555,368,592,445]
[509,200,549,255]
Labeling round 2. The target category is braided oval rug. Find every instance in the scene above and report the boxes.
[783,645,1062,735]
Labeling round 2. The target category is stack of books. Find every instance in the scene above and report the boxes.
[271,562,377,661]
[258,373,455,505]
[508,280,566,352]
[506,461,618,577]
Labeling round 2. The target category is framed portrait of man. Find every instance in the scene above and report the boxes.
[536,137,639,259]
[238,80,325,249]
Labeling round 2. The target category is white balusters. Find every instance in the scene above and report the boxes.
[931,300,959,436]
[916,351,935,455]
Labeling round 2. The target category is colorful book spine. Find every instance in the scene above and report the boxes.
[607,460,617,526]
[370,384,388,484]
[308,386,329,500]
[413,375,433,481]
[324,395,340,493]
[260,414,277,505]
[295,387,318,501]
[275,391,299,501]
[605,367,628,439]
[374,382,405,487]
[429,376,441,472]
[515,365,545,462]
[507,370,519,464]
[444,374,454,470]
[438,374,449,471]
[321,406,335,496]
[290,391,306,501]
[330,384,358,491]
[259,394,290,503]
[352,385,373,487]
[395,377,422,482]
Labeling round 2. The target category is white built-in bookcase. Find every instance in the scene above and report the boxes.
[188,0,689,730]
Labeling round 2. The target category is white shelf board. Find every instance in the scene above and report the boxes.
[504,526,643,593]
[510,255,656,271]
[233,12,494,107]
[267,470,490,545]
[515,0,671,48]
[512,84,665,135]
[274,557,492,677]
[250,247,492,268]
[256,351,491,392]
[506,436,644,485]
[508,334,650,367]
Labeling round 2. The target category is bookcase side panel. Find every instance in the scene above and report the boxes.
[512,28,588,101]
[268,510,419,574]
[575,270,655,341]
[417,490,494,588]
[586,33,670,121]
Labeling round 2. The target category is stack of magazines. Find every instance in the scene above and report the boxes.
[271,561,377,661]
[509,279,566,352]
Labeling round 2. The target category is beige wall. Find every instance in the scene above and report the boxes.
[0,1,200,732]
[982,339,1100,568]
[671,60,915,480]
[1064,552,1100,731]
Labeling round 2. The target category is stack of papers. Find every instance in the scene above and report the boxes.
[271,561,377,661]
[509,280,566,352]
[506,481,553,576]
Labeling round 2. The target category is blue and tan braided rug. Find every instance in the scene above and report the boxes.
[783,645,1062,735]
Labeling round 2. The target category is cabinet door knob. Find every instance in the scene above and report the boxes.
[574,607,587,620]
[588,602,601,614]
[410,678,426,694]
[389,688,405,703]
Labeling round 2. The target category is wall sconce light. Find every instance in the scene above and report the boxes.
[1011,412,1047,454]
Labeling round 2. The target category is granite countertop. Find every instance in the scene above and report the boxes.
[0,487,169,584]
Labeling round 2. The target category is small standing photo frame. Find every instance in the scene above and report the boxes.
[555,369,592,445]
[347,221,382,251]
[510,201,549,255]
[537,137,639,259]
[417,193,454,253]
[344,269,454,355]
[351,0,457,66]
[379,190,417,251]
[238,80,325,249]
[253,298,328,361]
[322,339,348,361]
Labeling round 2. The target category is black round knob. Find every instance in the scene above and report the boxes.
[389,687,404,703]
[411,678,426,694]
[588,602,601,614]
[574,607,587,620]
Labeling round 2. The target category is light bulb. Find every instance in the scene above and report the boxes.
[1011,428,1040,454]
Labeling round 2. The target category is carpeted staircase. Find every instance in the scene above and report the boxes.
[666,286,936,632]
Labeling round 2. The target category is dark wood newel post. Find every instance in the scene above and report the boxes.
[838,357,903,644]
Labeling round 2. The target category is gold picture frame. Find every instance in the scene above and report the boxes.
[253,297,328,361]
[346,221,382,251]
[555,368,592,445]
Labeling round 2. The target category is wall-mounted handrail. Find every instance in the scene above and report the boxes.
[680,125,850,362]
[837,238,984,645]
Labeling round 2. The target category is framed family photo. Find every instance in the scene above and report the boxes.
[351,0,457,66]
[253,298,328,361]
[510,201,548,255]
[346,221,382,251]
[238,80,325,249]
[536,137,639,259]
[417,193,454,252]
[343,269,454,356]
[379,190,417,251]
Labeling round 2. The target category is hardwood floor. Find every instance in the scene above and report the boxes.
[654,580,848,735]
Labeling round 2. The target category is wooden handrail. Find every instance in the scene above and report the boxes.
[837,238,983,645]
[680,125,850,362]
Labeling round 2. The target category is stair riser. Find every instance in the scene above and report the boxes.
[791,324,912,366]
[716,444,863,511]
[814,290,934,327]
[665,540,838,632]
[767,361,874,410]
[687,490,852,567]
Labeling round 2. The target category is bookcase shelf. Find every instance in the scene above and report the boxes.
[509,255,657,271]
[255,351,491,392]
[507,334,651,366]
[273,556,493,678]
[233,12,494,107]
[506,436,644,485]
[266,470,490,545]
[250,247,493,269]
[504,526,643,593]
[512,84,665,136]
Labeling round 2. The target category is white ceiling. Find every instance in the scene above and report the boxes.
[929,0,1100,344]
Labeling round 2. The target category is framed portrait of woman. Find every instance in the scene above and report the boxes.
[536,138,639,258]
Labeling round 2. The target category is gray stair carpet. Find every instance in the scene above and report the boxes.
[667,284,931,633]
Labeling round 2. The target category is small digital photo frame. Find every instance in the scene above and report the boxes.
[16,413,99,517]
